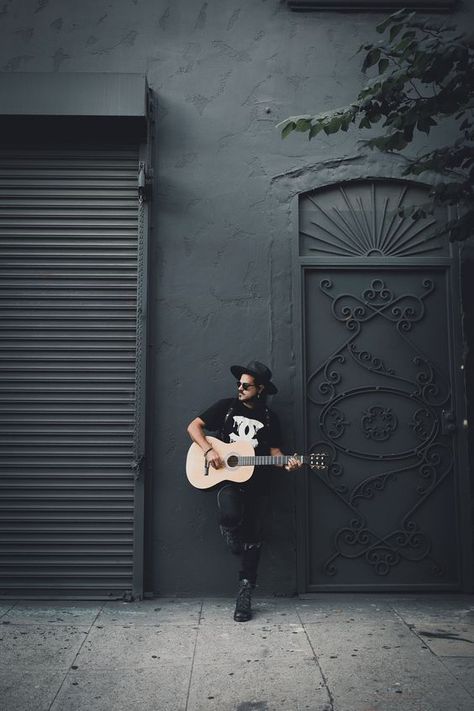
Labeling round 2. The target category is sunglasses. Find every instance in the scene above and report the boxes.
[236,381,257,391]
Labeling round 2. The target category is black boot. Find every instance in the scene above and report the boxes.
[234,578,252,622]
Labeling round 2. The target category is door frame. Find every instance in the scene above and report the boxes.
[131,142,152,601]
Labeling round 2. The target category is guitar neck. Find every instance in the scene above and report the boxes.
[238,455,306,466]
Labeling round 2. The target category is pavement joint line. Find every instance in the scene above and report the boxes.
[295,603,334,711]
[184,599,203,711]
[389,602,474,701]
[46,601,106,711]
[390,603,440,658]
[435,655,474,701]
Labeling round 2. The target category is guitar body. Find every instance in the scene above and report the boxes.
[186,436,255,489]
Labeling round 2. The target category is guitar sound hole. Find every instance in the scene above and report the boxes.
[227,455,238,468]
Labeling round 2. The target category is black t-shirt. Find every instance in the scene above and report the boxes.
[198,398,282,491]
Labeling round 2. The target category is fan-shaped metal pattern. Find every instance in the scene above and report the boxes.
[299,181,448,258]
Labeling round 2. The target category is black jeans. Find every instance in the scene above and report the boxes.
[217,483,268,585]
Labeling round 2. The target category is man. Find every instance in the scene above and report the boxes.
[187,360,301,622]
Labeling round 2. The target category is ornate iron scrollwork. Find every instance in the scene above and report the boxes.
[307,274,454,582]
[348,343,396,377]
[325,407,349,439]
[361,406,398,441]
[320,277,434,332]
[324,514,441,578]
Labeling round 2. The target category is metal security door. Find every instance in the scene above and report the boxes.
[298,181,471,591]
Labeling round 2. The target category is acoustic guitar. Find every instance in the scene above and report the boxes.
[186,435,327,489]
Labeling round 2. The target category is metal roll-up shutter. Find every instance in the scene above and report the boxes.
[0,147,143,599]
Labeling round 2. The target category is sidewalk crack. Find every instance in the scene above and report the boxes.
[295,606,334,711]
[184,600,203,711]
[47,603,105,711]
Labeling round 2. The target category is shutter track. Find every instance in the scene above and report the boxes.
[0,147,140,598]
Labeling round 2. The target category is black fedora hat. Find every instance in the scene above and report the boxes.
[230,360,278,394]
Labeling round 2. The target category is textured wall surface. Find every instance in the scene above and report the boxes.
[0,0,472,595]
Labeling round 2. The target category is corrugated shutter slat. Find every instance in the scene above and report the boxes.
[0,148,140,599]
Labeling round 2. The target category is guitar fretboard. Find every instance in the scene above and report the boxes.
[237,456,306,466]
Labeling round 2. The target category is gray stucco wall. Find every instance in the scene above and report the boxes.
[1,0,472,595]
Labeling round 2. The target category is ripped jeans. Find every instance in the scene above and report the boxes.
[217,483,268,585]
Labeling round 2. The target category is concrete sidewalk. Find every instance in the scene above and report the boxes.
[1,594,473,711]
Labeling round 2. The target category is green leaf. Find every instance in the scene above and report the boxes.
[395,36,416,53]
[378,58,389,74]
[362,48,381,73]
[416,116,437,134]
[369,113,382,124]
[281,122,296,139]
[295,118,312,132]
[389,24,403,42]
[309,123,324,139]
[377,9,415,35]
[339,112,355,131]
[376,19,390,34]
[323,116,343,135]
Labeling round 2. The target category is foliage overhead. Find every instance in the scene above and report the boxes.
[278,9,474,241]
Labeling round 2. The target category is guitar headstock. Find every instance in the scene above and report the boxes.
[309,451,327,470]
